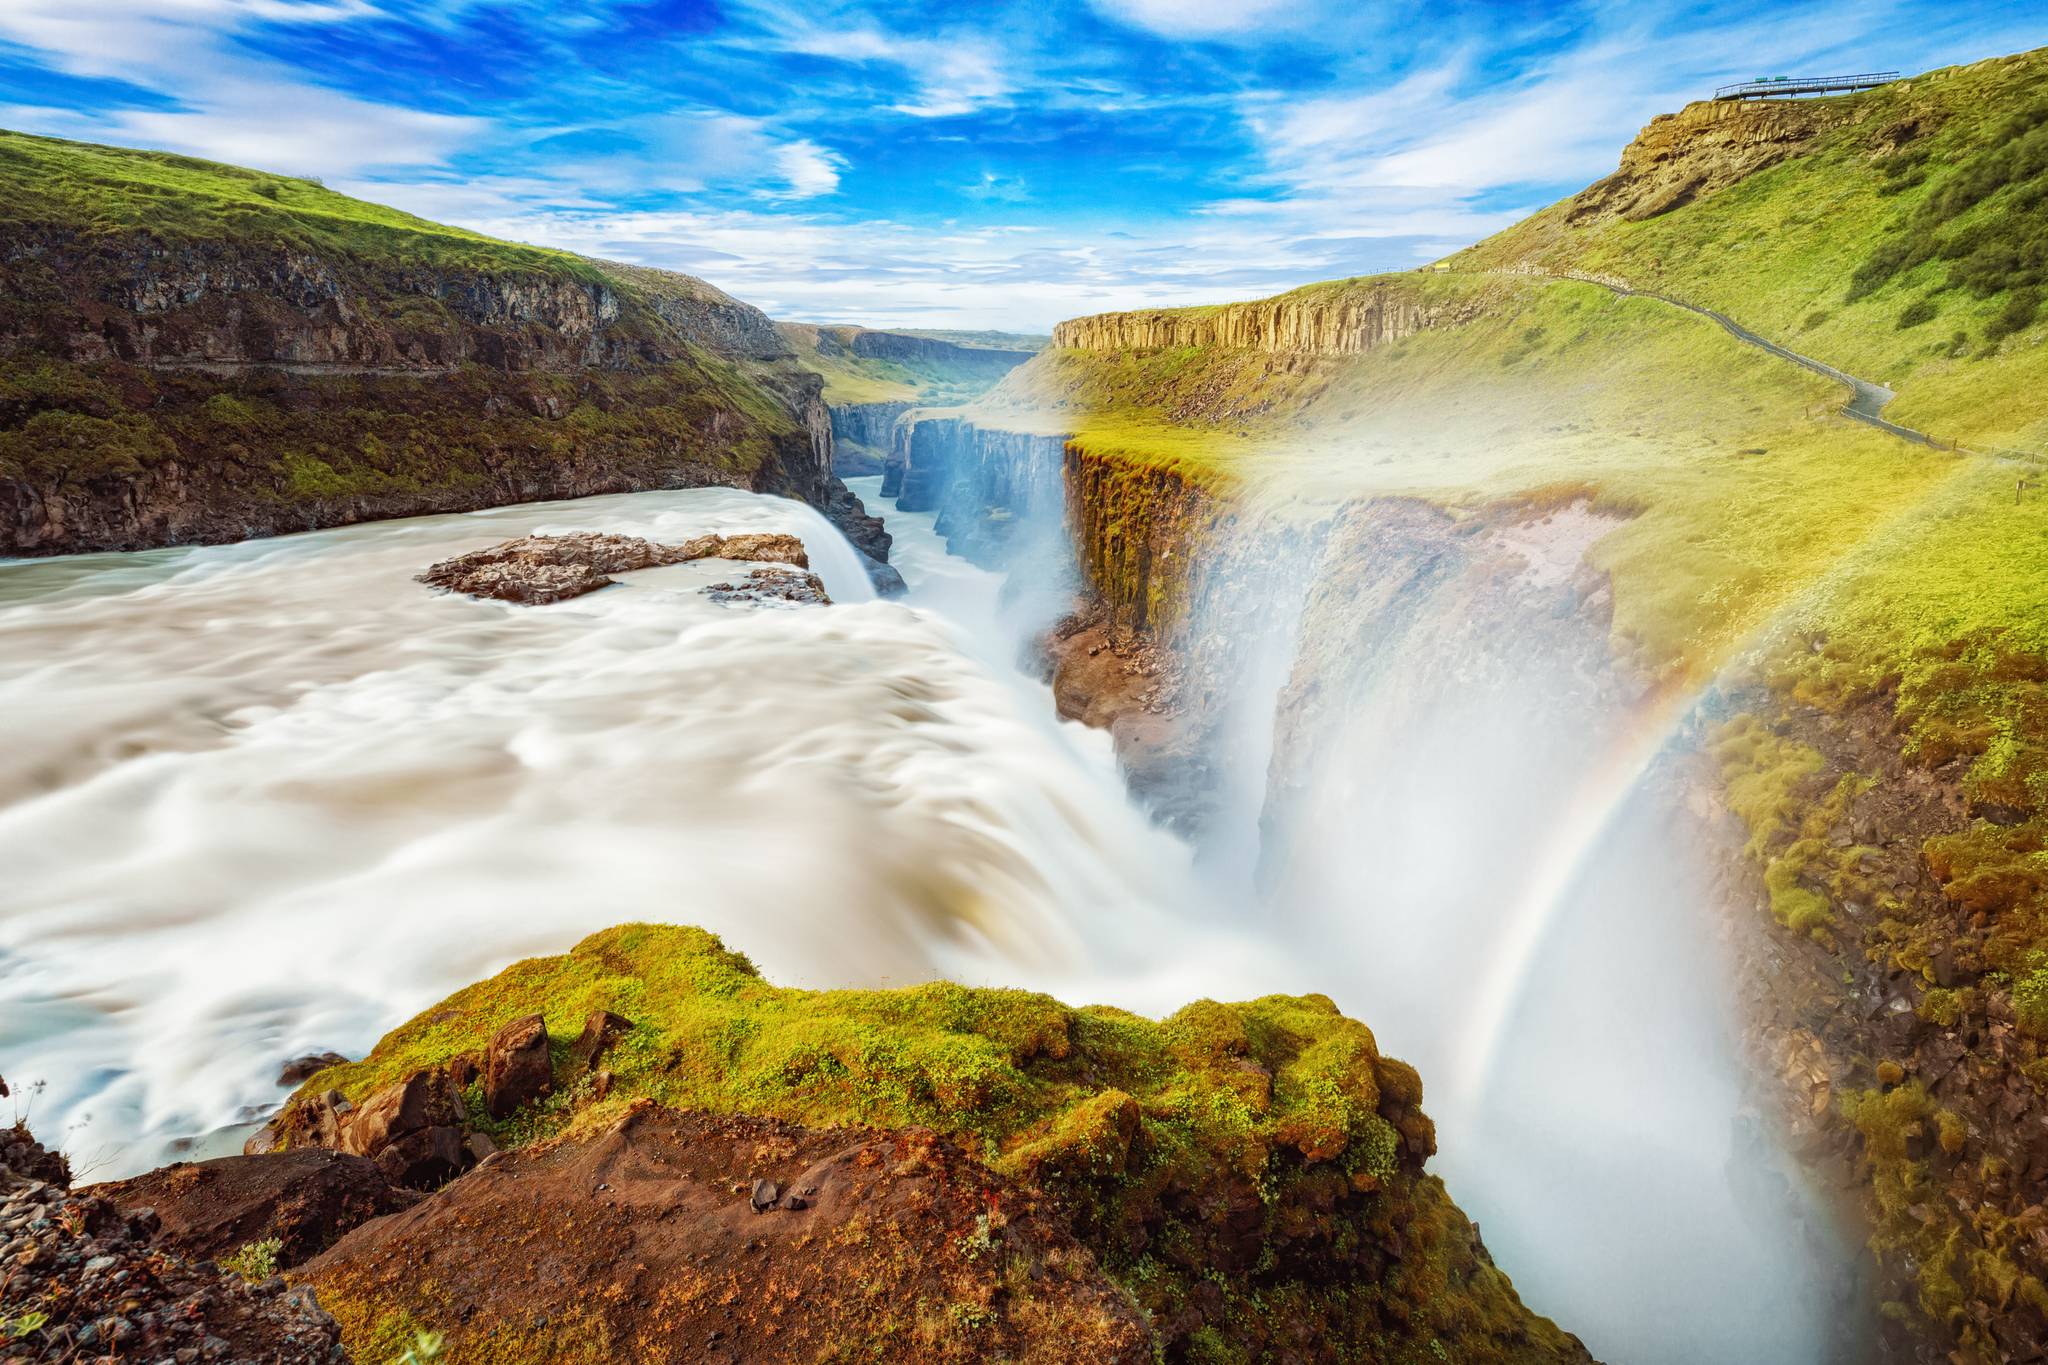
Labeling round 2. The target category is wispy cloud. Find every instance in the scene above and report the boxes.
[0,0,2037,329]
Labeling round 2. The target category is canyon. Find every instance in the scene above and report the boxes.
[5,40,2048,1365]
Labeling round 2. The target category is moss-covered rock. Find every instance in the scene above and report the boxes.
[286,923,1589,1364]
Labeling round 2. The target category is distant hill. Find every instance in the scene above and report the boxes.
[774,321,1035,406]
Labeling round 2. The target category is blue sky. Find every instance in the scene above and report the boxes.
[0,1,2040,330]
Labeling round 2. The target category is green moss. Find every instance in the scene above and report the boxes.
[0,128,600,281]
[295,923,1579,1365]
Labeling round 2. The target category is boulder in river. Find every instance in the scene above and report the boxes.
[417,530,811,605]
[703,567,832,605]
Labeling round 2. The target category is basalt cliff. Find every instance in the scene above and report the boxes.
[0,130,887,562]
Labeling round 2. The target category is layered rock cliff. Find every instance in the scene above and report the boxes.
[1051,280,1476,355]
[0,130,885,560]
[828,399,912,474]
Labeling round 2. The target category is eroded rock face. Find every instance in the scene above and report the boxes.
[299,1105,1152,1365]
[1,1125,347,1363]
[91,1148,418,1268]
[1051,283,1455,355]
[416,530,810,605]
[484,1013,551,1119]
[1564,97,1855,225]
[263,1068,474,1189]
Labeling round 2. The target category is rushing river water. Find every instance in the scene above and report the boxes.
[0,486,1291,1180]
[3,478,1853,1362]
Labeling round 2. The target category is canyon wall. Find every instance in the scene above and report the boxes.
[828,400,912,474]
[1051,283,1476,355]
[0,213,884,558]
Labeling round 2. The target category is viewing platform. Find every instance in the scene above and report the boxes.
[1714,71,1899,100]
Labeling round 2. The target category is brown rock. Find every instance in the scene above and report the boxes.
[484,1013,553,1119]
[300,1107,1151,1365]
[276,1051,349,1086]
[569,1010,634,1073]
[417,531,811,606]
[90,1148,418,1266]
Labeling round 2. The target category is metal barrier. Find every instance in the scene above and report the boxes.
[1713,72,1899,100]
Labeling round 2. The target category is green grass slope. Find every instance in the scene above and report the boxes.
[1458,47,2048,451]
[969,46,2048,1357]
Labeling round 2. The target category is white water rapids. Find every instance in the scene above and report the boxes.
[1,477,1853,1362]
[0,486,1293,1180]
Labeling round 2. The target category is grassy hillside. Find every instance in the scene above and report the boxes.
[0,130,824,554]
[0,128,598,280]
[1459,47,2048,451]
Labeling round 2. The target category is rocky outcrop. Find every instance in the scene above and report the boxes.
[1052,282,1465,355]
[483,1014,552,1119]
[299,1105,1153,1365]
[415,531,810,605]
[91,1148,418,1268]
[263,1069,473,1189]
[703,566,832,605]
[1563,98,1857,225]
[0,1125,347,1363]
[828,399,913,474]
[284,922,1589,1365]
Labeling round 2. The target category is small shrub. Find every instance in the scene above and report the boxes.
[1802,310,1830,332]
[393,1332,445,1365]
[1897,297,1939,329]
[1985,287,2042,341]
[219,1237,281,1281]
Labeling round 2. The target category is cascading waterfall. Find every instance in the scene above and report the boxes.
[0,486,1298,1180]
[1204,495,1864,1365]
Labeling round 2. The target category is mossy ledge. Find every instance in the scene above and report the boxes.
[284,922,1589,1364]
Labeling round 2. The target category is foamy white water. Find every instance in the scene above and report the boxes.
[0,487,1291,1177]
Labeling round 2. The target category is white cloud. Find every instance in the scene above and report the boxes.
[0,0,482,177]
[1090,0,1295,38]
[774,25,1010,118]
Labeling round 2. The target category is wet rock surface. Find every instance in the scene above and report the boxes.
[298,1105,1152,1364]
[702,566,832,605]
[0,1126,346,1363]
[416,530,810,605]
[91,1148,418,1269]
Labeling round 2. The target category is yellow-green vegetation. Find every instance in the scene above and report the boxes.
[0,129,596,280]
[1459,49,2048,451]
[1711,715,1896,943]
[219,1237,283,1282]
[964,49,2048,1358]
[294,923,1581,1363]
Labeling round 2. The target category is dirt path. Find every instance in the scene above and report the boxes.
[1496,270,1942,448]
